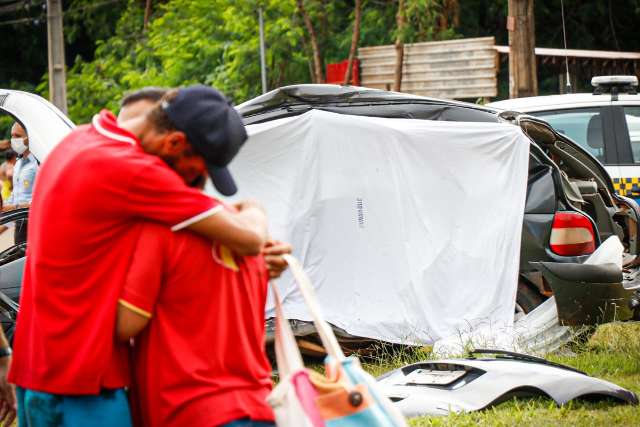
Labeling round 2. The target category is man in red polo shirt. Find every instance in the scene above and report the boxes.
[9,86,285,426]
[117,221,274,427]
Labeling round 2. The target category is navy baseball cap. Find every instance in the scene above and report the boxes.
[162,85,247,196]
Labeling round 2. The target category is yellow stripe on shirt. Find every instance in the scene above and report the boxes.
[118,299,152,318]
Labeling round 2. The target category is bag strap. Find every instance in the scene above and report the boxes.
[271,282,306,378]
[282,254,346,362]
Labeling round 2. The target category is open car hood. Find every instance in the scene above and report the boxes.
[0,90,74,163]
[377,350,638,417]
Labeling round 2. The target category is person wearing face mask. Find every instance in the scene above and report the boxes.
[4,123,35,209]
[3,123,36,245]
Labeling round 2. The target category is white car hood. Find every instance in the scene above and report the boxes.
[0,90,74,162]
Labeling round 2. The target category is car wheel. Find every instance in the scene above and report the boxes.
[515,279,545,320]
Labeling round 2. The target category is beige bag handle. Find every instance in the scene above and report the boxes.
[282,254,346,362]
[272,283,305,379]
[275,255,409,427]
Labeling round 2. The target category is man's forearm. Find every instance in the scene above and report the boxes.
[0,329,8,350]
[235,207,269,244]
[188,205,269,256]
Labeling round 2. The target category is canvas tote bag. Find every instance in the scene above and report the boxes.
[267,255,407,427]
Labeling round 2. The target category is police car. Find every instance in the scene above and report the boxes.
[489,76,640,200]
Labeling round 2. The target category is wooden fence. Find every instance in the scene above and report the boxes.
[358,36,498,100]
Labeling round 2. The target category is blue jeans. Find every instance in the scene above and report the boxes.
[17,387,132,427]
[222,419,276,427]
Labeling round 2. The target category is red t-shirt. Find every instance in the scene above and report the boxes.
[9,111,221,394]
[121,223,273,427]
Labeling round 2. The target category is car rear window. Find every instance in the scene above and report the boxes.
[532,108,604,163]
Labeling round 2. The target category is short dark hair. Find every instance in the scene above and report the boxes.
[120,87,168,108]
[147,89,179,133]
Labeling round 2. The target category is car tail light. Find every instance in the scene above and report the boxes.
[550,211,596,256]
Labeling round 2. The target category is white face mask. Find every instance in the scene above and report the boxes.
[10,138,27,155]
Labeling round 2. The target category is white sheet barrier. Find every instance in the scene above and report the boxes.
[222,110,530,344]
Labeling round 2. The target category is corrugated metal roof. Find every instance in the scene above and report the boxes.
[495,45,640,60]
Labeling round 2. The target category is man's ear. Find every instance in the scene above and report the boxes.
[163,131,188,156]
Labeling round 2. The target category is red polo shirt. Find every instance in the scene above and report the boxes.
[9,111,221,394]
[121,223,273,427]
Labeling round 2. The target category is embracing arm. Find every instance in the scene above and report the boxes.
[116,224,165,341]
[116,304,150,341]
[187,199,268,256]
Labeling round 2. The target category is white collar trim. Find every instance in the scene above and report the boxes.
[92,114,137,145]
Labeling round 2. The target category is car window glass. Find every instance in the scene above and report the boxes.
[532,108,604,163]
[0,224,15,254]
[624,107,640,163]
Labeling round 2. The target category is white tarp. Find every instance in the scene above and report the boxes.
[226,109,530,344]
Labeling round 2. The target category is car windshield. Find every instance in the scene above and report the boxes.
[532,108,604,163]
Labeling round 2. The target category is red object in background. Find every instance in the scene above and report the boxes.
[326,59,360,86]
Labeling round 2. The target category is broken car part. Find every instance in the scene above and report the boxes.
[376,349,638,417]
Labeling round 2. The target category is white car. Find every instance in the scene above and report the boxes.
[489,76,640,200]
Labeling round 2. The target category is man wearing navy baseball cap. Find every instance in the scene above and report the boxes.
[114,85,281,427]
[159,84,246,195]
[11,84,290,426]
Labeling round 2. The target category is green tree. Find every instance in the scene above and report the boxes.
[65,0,313,123]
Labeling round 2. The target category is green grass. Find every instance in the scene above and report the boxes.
[361,322,640,426]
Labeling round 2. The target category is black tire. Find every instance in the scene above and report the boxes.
[516,279,545,314]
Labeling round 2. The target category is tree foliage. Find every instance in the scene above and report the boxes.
[62,0,466,123]
[65,0,317,123]
[2,0,639,126]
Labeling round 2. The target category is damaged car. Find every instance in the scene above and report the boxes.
[235,84,640,339]
[0,86,639,346]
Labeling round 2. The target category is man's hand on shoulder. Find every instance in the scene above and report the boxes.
[232,199,264,213]
[188,199,268,256]
[263,240,292,279]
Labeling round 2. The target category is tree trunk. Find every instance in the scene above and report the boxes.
[343,0,362,85]
[508,0,537,98]
[439,0,460,31]
[393,0,405,92]
[297,0,324,83]
[450,0,460,27]
[143,0,152,32]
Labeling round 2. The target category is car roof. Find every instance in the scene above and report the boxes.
[238,84,502,124]
[488,92,640,112]
[488,93,610,111]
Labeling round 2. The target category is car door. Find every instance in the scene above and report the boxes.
[611,98,640,201]
[0,208,28,341]
[531,106,623,187]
